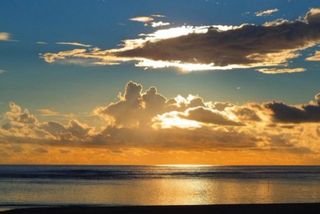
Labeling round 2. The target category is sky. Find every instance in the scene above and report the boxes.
[1,0,320,165]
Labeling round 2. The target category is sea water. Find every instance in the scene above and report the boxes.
[0,165,320,209]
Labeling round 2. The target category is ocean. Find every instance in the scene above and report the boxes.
[0,165,320,210]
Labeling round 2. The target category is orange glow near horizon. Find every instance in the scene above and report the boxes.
[1,142,319,165]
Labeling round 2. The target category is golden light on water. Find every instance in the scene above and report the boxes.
[4,175,320,205]
[157,164,212,167]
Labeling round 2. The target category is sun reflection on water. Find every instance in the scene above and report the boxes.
[2,166,320,206]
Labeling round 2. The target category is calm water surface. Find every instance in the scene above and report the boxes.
[0,165,320,208]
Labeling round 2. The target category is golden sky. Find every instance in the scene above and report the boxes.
[1,81,320,165]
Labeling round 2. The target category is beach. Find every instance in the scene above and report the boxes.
[2,203,320,214]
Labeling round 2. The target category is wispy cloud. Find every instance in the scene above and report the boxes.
[130,16,154,23]
[56,42,92,48]
[306,50,320,61]
[129,14,166,23]
[0,69,7,74]
[36,41,48,45]
[151,14,165,18]
[37,108,74,118]
[256,67,306,74]
[130,15,169,28]
[0,32,11,41]
[255,8,279,17]
[37,109,60,116]
[151,21,170,28]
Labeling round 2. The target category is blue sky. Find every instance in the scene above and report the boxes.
[2,0,320,164]
[0,0,320,115]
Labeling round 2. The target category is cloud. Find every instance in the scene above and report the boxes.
[130,15,170,28]
[265,93,320,123]
[6,102,38,125]
[83,81,320,155]
[306,50,320,61]
[41,48,118,65]
[56,42,92,48]
[0,69,6,74]
[94,81,169,127]
[41,8,320,73]
[37,108,73,118]
[37,108,60,116]
[255,8,279,17]
[130,16,154,23]
[0,32,10,41]
[151,21,170,28]
[228,104,262,122]
[256,67,306,74]
[94,81,243,128]
[262,18,289,27]
[180,106,242,126]
[151,14,165,18]
[129,15,166,24]
[36,41,48,45]
[81,81,320,156]
[305,8,320,24]
[33,147,48,154]
[115,9,320,68]
[41,120,91,141]
[2,82,320,160]
[93,125,260,151]
[1,102,45,139]
[0,102,92,142]
[265,99,320,123]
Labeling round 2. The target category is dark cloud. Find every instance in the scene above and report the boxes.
[265,98,320,123]
[305,8,320,24]
[43,9,320,73]
[116,9,320,67]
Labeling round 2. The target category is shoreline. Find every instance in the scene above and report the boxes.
[2,203,320,214]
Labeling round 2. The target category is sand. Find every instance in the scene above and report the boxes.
[1,203,320,214]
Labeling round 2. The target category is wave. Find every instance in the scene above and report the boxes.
[0,165,320,180]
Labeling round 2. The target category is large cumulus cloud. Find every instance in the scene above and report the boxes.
[1,81,320,156]
[0,81,320,160]
[94,81,242,128]
[94,81,167,127]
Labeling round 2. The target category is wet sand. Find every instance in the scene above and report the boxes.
[1,203,320,214]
